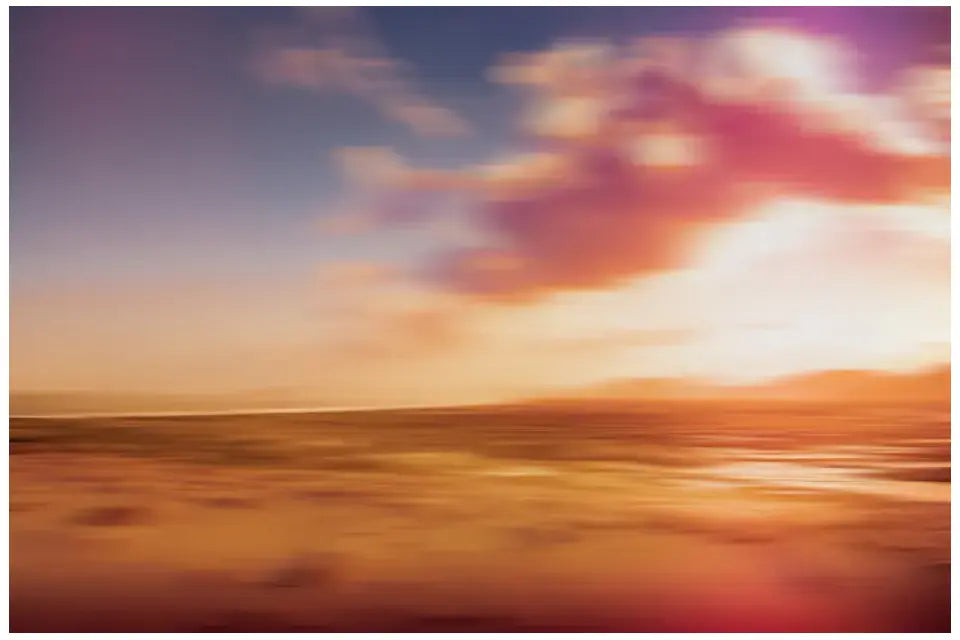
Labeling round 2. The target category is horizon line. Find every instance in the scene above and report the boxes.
[7,402,489,420]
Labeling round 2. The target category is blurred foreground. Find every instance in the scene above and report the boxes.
[10,400,950,632]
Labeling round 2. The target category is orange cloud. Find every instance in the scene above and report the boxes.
[345,24,949,301]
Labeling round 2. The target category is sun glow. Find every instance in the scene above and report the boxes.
[515,196,949,386]
[679,197,949,382]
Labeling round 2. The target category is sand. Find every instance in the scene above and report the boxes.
[9,401,950,632]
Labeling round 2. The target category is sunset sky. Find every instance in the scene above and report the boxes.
[10,7,950,406]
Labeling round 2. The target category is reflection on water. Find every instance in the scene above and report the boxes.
[707,459,866,486]
[9,401,951,632]
[694,445,950,503]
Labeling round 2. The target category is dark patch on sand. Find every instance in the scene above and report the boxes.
[293,488,384,503]
[10,501,44,513]
[874,467,951,483]
[195,496,260,509]
[70,505,153,527]
[260,552,340,589]
[507,525,581,547]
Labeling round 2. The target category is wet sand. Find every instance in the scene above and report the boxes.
[9,401,950,632]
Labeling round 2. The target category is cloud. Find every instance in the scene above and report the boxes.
[317,147,430,234]
[329,305,470,360]
[252,8,470,138]
[333,146,406,188]
[547,328,700,355]
[311,260,481,362]
[898,58,950,141]
[340,23,949,301]
[316,265,485,357]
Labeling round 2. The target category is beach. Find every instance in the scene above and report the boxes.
[9,401,950,632]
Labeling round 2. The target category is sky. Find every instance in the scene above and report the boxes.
[10,7,951,405]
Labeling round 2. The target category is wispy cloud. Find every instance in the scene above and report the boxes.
[252,8,470,138]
